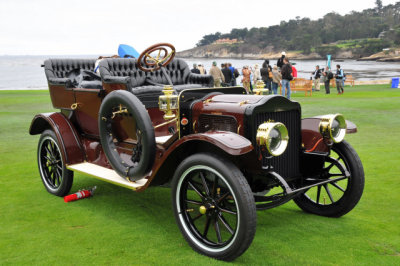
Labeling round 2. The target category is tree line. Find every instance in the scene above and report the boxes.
[196,1,400,56]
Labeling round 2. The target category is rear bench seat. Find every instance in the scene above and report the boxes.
[44,59,102,89]
[98,58,213,107]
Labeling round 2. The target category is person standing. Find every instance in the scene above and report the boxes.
[311,65,322,91]
[210,61,225,87]
[260,60,272,91]
[322,66,333,94]
[221,63,233,86]
[227,63,237,86]
[233,67,239,86]
[277,51,286,69]
[242,66,251,93]
[191,63,200,74]
[335,64,344,94]
[291,63,298,79]
[252,64,261,85]
[198,63,207,74]
[281,58,293,99]
[271,65,282,95]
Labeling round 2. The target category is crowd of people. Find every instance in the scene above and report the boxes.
[311,64,345,95]
[191,53,347,99]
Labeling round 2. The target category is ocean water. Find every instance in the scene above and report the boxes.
[0,55,94,90]
[1,55,399,90]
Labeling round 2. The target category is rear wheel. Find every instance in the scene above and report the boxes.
[294,140,364,217]
[172,153,256,261]
[37,129,73,196]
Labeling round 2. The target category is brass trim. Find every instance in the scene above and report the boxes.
[159,85,178,120]
[203,98,213,104]
[253,80,269,95]
[237,124,241,134]
[66,164,140,191]
[193,120,197,132]
[319,114,346,143]
[199,206,207,214]
[154,118,177,129]
[111,104,128,119]
[239,100,249,106]
[71,103,79,110]
[256,122,289,156]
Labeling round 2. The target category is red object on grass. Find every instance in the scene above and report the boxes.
[64,187,96,202]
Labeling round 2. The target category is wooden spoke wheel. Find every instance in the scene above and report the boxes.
[137,43,175,72]
[172,153,256,261]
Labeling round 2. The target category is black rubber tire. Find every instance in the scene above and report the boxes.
[99,90,155,180]
[294,140,365,217]
[171,153,256,261]
[37,129,73,196]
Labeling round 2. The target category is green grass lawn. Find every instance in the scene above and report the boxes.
[0,85,399,265]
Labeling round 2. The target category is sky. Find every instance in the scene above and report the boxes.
[0,0,398,55]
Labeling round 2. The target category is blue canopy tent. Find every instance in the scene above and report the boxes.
[118,44,140,58]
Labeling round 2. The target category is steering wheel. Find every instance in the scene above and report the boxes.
[137,43,176,72]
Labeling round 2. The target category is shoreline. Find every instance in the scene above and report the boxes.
[0,80,392,92]
[178,55,400,62]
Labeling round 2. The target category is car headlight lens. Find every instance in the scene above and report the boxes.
[256,122,289,156]
[319,114,346,143]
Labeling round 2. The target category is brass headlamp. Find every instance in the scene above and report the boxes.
[253,80,269,95]
[319,114,346,143]
[158,85,178,120]
[256,122,289,156]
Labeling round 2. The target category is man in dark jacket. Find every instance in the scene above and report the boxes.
[221,63,233,86]
[228,63,238,86]
[322,66,332,94]
[260,60,271,91]
[277,51,286,69]
[281,57,292,99]
[335,64,344,94]
[191,63,200,74]
[311,65,322,91]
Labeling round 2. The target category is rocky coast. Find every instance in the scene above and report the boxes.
[177,44,400,62]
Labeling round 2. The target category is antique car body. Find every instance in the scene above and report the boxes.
[30,43,364,261]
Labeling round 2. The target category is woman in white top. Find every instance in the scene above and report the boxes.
[253,64,261,85]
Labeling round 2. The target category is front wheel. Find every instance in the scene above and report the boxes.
[294,140,364,217]
[171,153,256,261]
[37,129,73,196]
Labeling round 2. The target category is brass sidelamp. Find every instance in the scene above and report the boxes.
[158,85,178,120]
[319,114,346,143]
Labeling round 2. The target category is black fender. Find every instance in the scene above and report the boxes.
[29,112,85,165]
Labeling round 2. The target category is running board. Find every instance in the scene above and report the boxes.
[67,162,147,190]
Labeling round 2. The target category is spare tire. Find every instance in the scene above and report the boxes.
[99,90,155,181]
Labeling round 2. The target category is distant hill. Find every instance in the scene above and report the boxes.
[178,1,400,60]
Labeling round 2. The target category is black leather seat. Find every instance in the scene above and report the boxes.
[44,59,102,89]
[98,58,213,107]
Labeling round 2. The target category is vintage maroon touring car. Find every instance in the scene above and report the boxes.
[29,43,364,261]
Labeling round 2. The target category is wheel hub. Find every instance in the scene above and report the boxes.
[46,157,59,167]
[199,199,217,215]
[199,205,207,214]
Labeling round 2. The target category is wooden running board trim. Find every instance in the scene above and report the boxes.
[67,162,147,190]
